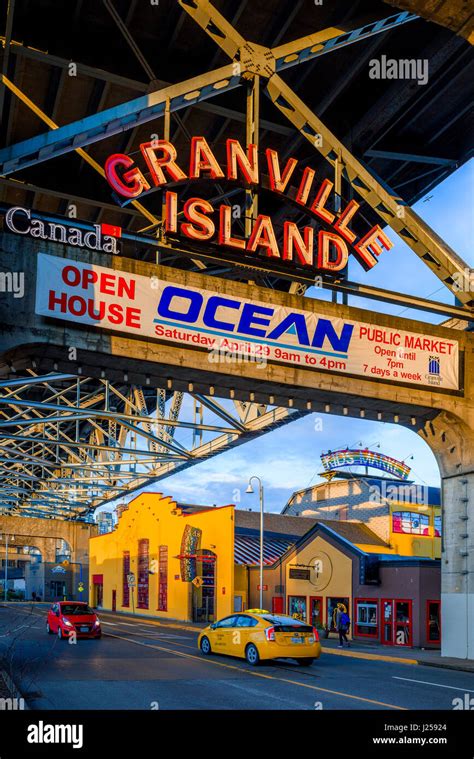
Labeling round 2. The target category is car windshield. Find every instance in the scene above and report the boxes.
[60,604,93,615]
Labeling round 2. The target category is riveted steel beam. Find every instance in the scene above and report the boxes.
[264,72,473,309]
[0,63,241,175]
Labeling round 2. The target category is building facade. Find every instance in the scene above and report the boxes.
[244,520,441,648]
[283,475,441,559]
[89,494,234,623]
[88,493,441,648]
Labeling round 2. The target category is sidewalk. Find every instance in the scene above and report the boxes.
[321,635,474,673]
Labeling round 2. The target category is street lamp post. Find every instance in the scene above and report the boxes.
[4,534,8,602]
[245,476,264,609]
[1,534,14,602]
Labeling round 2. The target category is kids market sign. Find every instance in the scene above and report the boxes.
[104,136,394,274]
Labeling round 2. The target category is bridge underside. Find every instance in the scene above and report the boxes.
[0,0,473,661]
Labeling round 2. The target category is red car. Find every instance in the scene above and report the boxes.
[46,601,101,640]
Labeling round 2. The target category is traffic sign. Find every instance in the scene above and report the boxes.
[127,572,136,587]
[77,582,84,593]
[192,576,203,588]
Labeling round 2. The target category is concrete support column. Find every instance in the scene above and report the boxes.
[420,408,474,660]
[441,471,474,659]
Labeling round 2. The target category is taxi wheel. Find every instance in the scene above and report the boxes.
[296,658,314,666]
[57,627,63,640]
[200,636,212,655]
[46,622,53,635]
[245,643,260,666]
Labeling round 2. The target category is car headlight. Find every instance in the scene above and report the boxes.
[93,619,100,627]
[62,618,73,627]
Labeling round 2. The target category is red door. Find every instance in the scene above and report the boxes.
[272,596,284,613]
[309,596,323,627]
[382,599,413,646]
[112,590,117,612]
[426,600,441,644]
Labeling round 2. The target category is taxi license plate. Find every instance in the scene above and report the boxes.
[80,626,89,632]
[291,636,304,644]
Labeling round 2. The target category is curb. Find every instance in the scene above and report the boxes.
[416,659,474,674]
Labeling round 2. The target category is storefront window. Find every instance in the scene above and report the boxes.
[434,515,442,537]
[288,596,307,621]
[355,599,378,637]
[392,511,429,535]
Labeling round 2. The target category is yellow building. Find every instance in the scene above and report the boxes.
[88,494,440,648]
[283,476,442,559]
[89,493,234,623]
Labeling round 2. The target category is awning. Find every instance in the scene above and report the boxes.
[234,535,294,566]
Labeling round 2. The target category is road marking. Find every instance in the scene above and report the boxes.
[98,612,197,633]
[105,631,406,710]
[393,676,474,692]
[322,647,419,666]
[101,622,118,626]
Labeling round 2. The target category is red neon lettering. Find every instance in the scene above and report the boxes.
[334,199,360,244]
[246,215,280,258]
[226,139,259,184]
[283,222,313,266]
[218,205,245,250]
[104,154,150,198]
[140,141,187,186]
[265,149,298,193]
[354,225,393,270]
[165,191,178,233]
[317,230,348,271]
[310,179,335,224]
[181,198,215,241]
[189,136,224,180]
[295,167,315,206]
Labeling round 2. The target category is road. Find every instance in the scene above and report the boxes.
[1,604,473,711]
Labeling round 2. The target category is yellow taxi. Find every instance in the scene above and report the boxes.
[198,611,321,666]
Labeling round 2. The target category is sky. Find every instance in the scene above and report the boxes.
[98,159,473,518]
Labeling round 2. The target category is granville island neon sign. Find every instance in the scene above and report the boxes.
[104,136,393,273]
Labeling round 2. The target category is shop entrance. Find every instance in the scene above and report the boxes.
[382,599,412,646]
[92,574,103,609]
[50,580,66,600]
[427,600,441,644]
[310,596,323,627]
[192,550,216,623]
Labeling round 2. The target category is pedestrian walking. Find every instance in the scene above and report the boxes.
[336,603,351,648]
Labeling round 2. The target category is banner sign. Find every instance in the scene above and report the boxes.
[321,449,411,479]
[35,254,460,390]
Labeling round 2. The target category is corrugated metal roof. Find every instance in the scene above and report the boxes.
[234,535,294,566]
